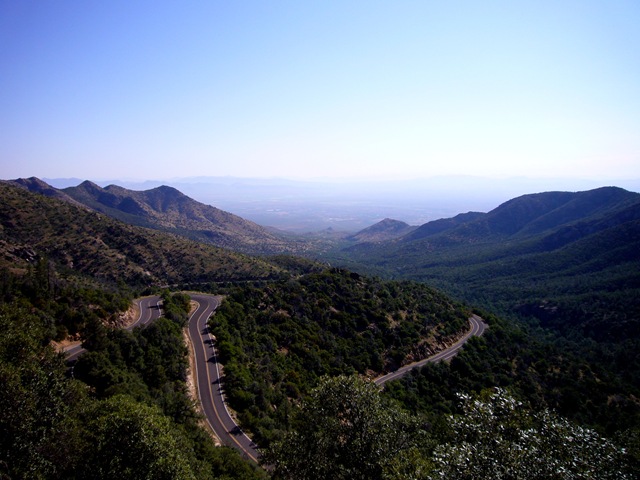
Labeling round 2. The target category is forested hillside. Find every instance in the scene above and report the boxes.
[208,268,470,445]
[208,273,637,477]
[0,182,283,287]
[337,187,640,410]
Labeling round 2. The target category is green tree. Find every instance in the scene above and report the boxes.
[265,375,431,480]
[0,305,79,479]
[430,388,633,479]
[78,395,197,480]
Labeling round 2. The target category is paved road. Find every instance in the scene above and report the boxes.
[187,294,260,464]
[128,295,163,329]
[65,292,482,465]
[64,295,162,362]
[374,314,487,386]
[63,293,260,462]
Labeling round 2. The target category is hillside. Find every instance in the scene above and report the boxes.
[0,182,283,287]
[207,268,471,445]
[347,218,416,243]
[337,187,640,386]
[13,177,308,255]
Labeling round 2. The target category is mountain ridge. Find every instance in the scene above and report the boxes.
[11,177,308,255]
[0,182,283,287]
[5,176,86,207]
[337,186,640,345]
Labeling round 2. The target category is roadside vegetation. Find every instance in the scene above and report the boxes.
[208,268,469,446]
[0,269,265,479]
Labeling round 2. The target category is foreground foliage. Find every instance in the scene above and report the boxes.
[265,375,431,480]
[262,376,635,479]
[209,268,469,444]
[430,388,635,479]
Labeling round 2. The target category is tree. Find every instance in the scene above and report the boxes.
[429,388,633,479]
[78,395,197,480]
[264,375,431,480]
[0,305,77,479]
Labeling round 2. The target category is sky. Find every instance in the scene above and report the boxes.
[1,1,639,183]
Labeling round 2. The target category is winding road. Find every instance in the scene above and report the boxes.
[187,294,260,464]
[374,314,486,386]
[65,293,486,465]
[64,295,162,362]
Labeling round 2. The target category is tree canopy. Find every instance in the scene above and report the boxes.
[430,388,635,480]
[265,375,431,480]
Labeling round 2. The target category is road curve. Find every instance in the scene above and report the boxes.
[64,295,162,362]
[187,294,260,464]
[374,314,487,386]
[127,295,163,329]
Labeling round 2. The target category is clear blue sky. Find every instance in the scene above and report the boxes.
[1,1,639,182]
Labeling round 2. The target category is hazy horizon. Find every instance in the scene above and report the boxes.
[39,174,640,232]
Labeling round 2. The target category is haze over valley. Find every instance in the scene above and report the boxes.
[45,175,640,232]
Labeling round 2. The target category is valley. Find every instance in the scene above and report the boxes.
[1,177,638,478]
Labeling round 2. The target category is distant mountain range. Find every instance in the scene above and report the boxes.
[340,186,640,343]
[43,175,640,232]
[8,177,308,256]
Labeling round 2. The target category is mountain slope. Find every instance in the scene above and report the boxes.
[338,187,640,343]
[348,218,416,243]
[0,182,282,287]
[59,180,305,255]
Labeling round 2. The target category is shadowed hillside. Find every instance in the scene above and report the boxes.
[61,180,310,255]
[0,182,283,287]
[341,187,640,340]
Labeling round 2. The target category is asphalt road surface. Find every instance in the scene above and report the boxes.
[187,293,260,464]
[63,293,260,462]
[64,292,483,466]
[374,314,487,386]
[64,295,162,362]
